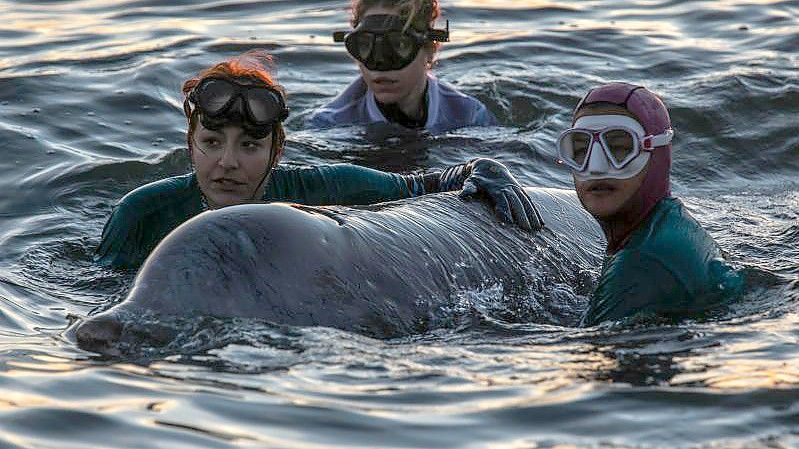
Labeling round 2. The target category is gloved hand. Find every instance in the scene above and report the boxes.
[439,158,543,232]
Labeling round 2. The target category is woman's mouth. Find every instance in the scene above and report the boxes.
[212,178,246,190]
[585,181,617,194]
[372,77,398,85]
[372,76,397,84]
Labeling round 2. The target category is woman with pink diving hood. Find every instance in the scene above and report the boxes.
[556,83,744,325]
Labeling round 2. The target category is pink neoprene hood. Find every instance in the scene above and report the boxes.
[573,82,674,252]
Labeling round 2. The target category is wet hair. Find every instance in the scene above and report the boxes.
[181,50,286,168]
[351,0,442,53]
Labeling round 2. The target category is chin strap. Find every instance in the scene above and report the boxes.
[249,169,272,203]
[248,128,280,202]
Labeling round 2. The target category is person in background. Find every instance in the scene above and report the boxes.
[555,83,744,326]
[307,0,497,133]
[96,51,540,269]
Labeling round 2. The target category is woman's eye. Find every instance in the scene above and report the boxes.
[241,141,261,151]
[203,138,222,147]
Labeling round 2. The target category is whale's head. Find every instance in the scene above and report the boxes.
[73,308,183,357]
[74,312,123,356]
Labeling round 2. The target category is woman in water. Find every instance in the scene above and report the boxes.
[96,51,540,269]
[307,0,497,133]
[556,83,744,325]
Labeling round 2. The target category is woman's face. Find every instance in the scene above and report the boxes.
[191,122,274,209]
[574,167,648,220]
[357,5,432,105]
[570,111,650,220]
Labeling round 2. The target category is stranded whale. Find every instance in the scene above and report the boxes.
[75,188,603,354]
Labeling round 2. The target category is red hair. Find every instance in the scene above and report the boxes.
[182,50,286,168]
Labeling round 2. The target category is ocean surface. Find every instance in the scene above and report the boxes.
[1,0,798,447]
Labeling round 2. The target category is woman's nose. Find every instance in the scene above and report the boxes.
[218,146,239,169]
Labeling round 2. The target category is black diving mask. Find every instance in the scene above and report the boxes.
[185,77,289,139]
[333,14,449,72]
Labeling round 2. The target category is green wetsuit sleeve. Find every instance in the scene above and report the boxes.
[265,164,415,206]
[94,175,203,269]
[95,200,153,269]
[264,162,477,206]
[582,251,691,326]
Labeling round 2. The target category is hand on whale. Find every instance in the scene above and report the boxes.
[458,159,543,232]
[437,158,543,232]
[74,188,603,356]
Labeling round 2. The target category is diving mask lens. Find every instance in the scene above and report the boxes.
[558,127,639,170]
[559,131,592,169]
[602,129,636,166]
[190,77,289,131]
[348,32,375,61]
[195,79,237,117]
[344,30,420,71]
[335,14,450,72]
[386,32,417,59]
[558,125,675,172]
[245,88,286,125]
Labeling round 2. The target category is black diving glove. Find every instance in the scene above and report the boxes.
[433,158,544,232]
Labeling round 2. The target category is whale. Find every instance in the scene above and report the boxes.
[75,188,604,355]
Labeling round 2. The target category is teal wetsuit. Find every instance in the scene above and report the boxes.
[96,164,432,269]
[582,197,744,326]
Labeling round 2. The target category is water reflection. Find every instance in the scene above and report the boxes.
[0,0,797,446]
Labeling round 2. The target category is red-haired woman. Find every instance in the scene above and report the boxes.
[96,51,539,269]
[307,0,496,133]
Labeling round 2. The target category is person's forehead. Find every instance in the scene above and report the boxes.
[573,114,646,134]
[195,122,274,141]
[575,104,637,120]
[195,121,242,135]
[359,12,406,30]
[363,5,401,16]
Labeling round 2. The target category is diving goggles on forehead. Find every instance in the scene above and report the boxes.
[185,77,289,139]
[557,126,674,172]
[333,14,449,72]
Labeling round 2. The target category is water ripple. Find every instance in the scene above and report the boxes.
[0,0,797,447]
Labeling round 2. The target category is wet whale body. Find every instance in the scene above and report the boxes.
[75,188,603,354]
